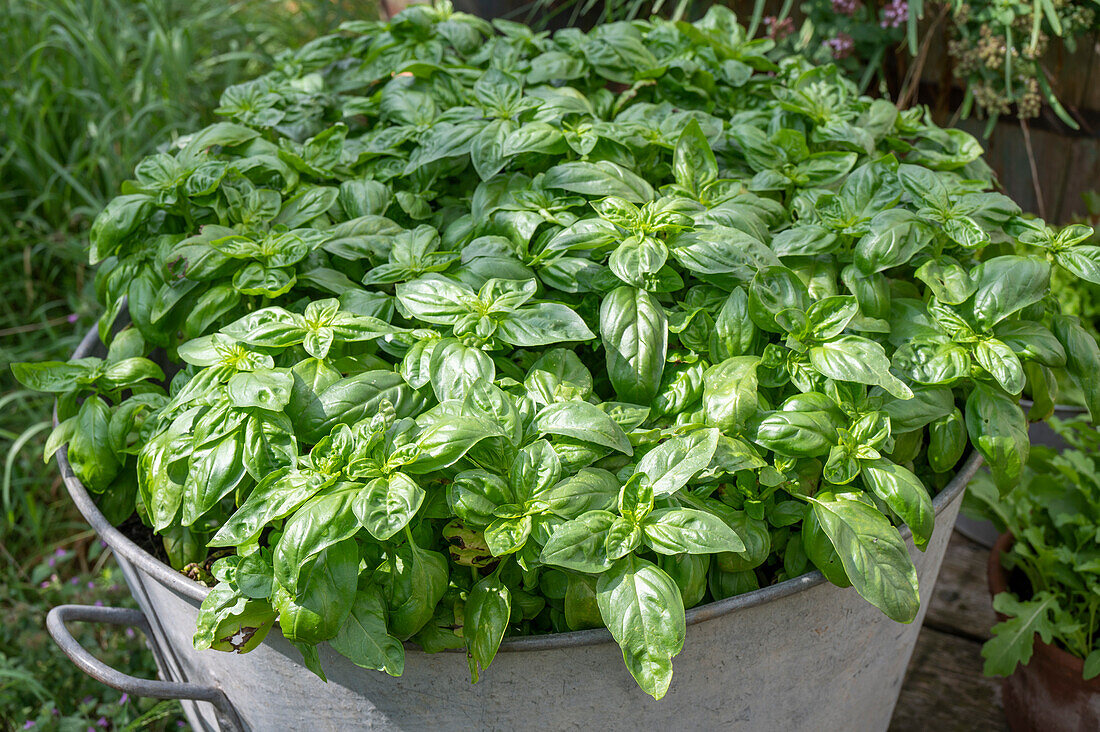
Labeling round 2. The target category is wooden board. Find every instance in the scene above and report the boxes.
[924,533,998,641]
[891,627,1006,731]
[890,532,1007,730]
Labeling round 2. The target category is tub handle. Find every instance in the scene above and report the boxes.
[47,604,244,731]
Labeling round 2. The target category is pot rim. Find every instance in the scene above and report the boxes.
[59,323,982,652]
[1017,398,1089,416]
[987,532,1100,686]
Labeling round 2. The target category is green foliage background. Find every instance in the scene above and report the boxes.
[0,1,377,727]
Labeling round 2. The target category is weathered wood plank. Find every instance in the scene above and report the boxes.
[924,532,998,641]
[891,627,1006,732]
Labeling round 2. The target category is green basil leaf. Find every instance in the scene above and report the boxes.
[353,473,425,541]
[928,408,966,473]
[1054,245,1100,285]
[12,360,96,393]
[382,540,449,640]
[406,416,503,474]
[968,256,1051,331]
[672,119,718,195]
[495,303,595,347]
[464,573,511,682]
[449,470,514,527]
[635,428,719,497]
[210,469,332,547]
[539,510,617,573]
[543,160,654,203]
[273,484,360,592]
[860,459,934,549]
[396,276,475,325]
[965,383,1028,491]
[182,434,247,526]
[643,508,745,555]
[241,411,297,479]
[600,286,667,404]
[89,194,154,264]
[299,371,423,443]
[535,400,633,455]
[330,586,405,677]
[226,370,294,410]
[596,555,685,700]
[69,396,121,493]
[880,385,953,432]
[274,539,358,644]
[1052,315,1100,420]
[806,493,919,623]
[428,339,495,403]
[544,468,620,517]
[973,339,1025,395]
[809,336,913,399]
[484,515,533,557]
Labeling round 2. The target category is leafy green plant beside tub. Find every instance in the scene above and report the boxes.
[13,2,1100,699]
[970,418,1100,679]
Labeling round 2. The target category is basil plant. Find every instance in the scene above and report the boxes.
[15,1,1100,699]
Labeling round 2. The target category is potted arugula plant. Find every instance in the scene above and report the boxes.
[972,419,1100,731]
[19,3,1100,729]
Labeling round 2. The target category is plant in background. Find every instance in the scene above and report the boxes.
[540,0,1100,131]
[0,543,182,730]
[15,1,1100,700]
[795,0,909,91]
[0,0,377,725]
[785,0,1098,129]
[943,0,1095,128]
[968,417,1100,681]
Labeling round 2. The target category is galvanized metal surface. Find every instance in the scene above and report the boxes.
[45,605,244,730]
[51,325,982,731]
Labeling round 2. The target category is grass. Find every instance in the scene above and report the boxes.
[0,1,378,727]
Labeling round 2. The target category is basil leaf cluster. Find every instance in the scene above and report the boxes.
[14,1,1100,699]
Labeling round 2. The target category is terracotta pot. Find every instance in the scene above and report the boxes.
[988,533,1100,731]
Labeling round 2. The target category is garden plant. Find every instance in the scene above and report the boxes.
[791,0,1097,130]
[527,0,1100,130]
[970,417,1100,680]
[0,0,374,726]
[15,0,1100,701]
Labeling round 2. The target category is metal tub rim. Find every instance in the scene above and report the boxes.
[59,322,983,654]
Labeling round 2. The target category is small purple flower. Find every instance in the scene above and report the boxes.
[40,580,50,589]
[831,0,860,16]
[87,581,96,590]
[119,693,129,705]
[99,539,107,548]
[824,32,855,59]
[67,313,79,324]
[94,600,104,607]
[881,0,908,28]
[762,15,794,40]
[23,722,35,729]
[178,722,186,728]
[109,584,120,592]
[96,717,108,728]
[82,696,94,705]
[71,577,80,586]
[55,548,67,557]
[125,627,136,639]
[48,557,56,568]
